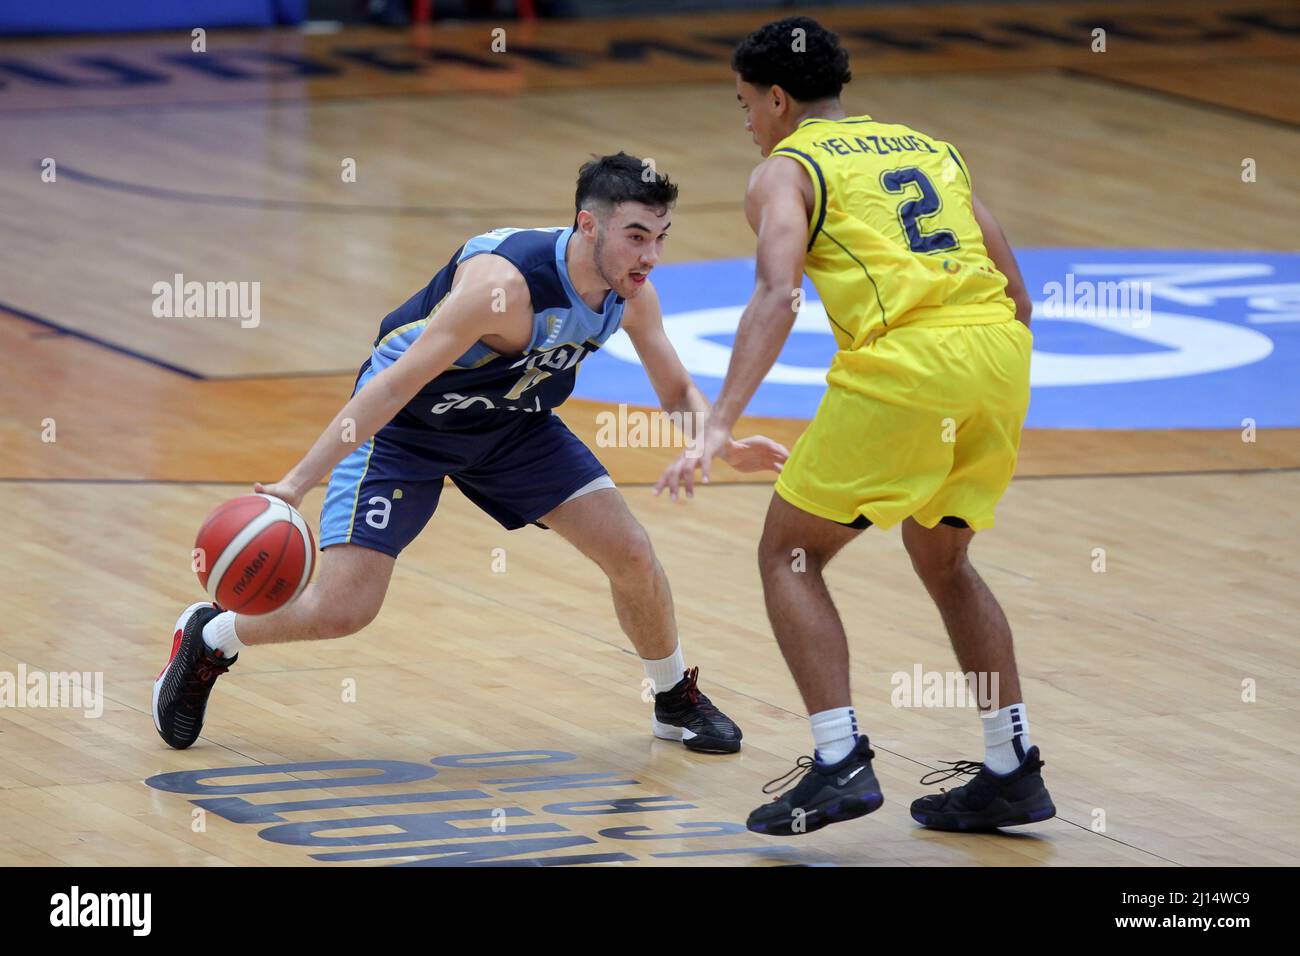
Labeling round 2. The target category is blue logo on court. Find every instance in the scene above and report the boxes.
[578,251,1300,428]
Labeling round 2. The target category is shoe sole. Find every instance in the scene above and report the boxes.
[652,717,741,754]
[747,788,885,836]
[910,798,1057,832]
[152,602,211,743]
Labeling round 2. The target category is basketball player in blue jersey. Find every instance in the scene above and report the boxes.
[154,153,787,752]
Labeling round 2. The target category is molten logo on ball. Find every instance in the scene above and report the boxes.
[231,550,270,596]
[194,495,315,615]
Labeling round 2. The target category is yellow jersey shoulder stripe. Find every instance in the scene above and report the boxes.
[944,144,971,187]
[771,147,827,251]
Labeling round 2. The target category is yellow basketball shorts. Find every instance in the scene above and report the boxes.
[775,319,1032,532]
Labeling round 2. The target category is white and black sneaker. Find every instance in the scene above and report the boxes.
[152,602,236,750]
[652,667,742,753]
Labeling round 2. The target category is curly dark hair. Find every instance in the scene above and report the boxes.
[731,16,851,102]
[575,152,678,218]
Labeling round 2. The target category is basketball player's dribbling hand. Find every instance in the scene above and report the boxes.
[253,480,304,510]
[654,424,788,502]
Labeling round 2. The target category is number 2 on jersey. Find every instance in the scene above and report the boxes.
[880,167,959,255]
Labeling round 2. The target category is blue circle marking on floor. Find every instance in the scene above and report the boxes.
[577,250,1300,428]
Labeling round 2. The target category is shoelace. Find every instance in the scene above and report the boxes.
[181,653,232,703]
[761,756,816,796]
[918,759,984,787]
[919,751,1046,789]
[682,666,701,704]
[675,667,723,718]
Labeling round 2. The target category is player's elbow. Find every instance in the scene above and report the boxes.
[752,277,800,323]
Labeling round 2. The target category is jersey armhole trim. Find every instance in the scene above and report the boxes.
[772,147,826,251]
[375,292,450,350]
[945,145,971,188]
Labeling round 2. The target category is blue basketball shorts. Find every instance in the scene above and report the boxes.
[319,411,612,557]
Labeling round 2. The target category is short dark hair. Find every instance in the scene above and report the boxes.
[575,152,678,219]
[731,16,851,102]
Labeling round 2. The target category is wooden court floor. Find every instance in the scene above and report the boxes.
[1,1,1298,866]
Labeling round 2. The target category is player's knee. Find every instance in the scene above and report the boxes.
[318,599,380,638]
[908,544,970,588]
[604,527,658,582]
[758,531,814,579]
[757,537,784,578]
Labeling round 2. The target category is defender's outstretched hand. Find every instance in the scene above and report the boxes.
[725,434,789,474]
[654,424,788,502]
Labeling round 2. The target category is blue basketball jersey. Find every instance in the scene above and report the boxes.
[361,226,626,431]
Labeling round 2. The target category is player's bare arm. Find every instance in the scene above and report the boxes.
[257,256,531,507]
[683,156,810,483]
[624,278,789,500]
[621,277,711,420]
[972,193,1032,328]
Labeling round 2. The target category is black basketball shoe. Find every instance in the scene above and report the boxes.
[909,747,1056,831]
[152,602,237,750]
[746,735,884,836]
[652,667,742,753]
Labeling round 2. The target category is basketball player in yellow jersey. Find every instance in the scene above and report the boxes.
[658,16,1055,836]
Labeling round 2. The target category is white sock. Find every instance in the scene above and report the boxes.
[811,706,859,766]
[982,703,1030,774]
[643,645,686,694]
[202,611,246,658]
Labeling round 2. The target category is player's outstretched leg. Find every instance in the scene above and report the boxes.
[153,544,394,749]
[540,487,742,753]
[900,518,1055,830]
[746,493,883,835]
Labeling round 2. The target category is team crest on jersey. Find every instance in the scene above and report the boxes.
[509,343,589,373]
[426,343,595,416]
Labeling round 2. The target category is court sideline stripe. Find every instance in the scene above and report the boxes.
[2,300,359,381]
[1,53,1294,119]
[0,70,1058,118]
[1060,67,1300,133]
[0,299,204,379]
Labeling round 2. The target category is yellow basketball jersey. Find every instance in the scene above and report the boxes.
[772,115,1015,349]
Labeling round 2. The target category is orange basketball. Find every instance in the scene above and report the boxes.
[194,494,315,615]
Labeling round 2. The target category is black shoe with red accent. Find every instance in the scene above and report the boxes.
[152,602,236,750]
[652,667,742,753]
